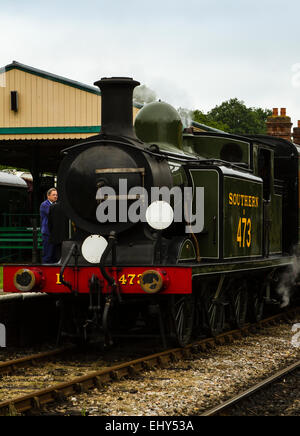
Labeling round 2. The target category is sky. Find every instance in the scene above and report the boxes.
[1,0,300,125]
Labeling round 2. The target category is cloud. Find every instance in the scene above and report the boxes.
[1,0,300,125]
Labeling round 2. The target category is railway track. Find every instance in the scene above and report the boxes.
[0,346,75,376]
[200,360,300,416]
[0,308,298,415]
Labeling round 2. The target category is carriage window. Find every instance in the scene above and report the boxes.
[258,148,271,200]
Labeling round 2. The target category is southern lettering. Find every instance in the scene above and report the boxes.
[228,193,259,208]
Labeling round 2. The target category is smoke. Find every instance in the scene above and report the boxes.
[177,107,193,129]
[276,254,300,308]
[133,84,157,105]
[133,86,194,130]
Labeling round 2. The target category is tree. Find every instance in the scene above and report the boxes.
[205,98,272,135]
[192,109,230,132]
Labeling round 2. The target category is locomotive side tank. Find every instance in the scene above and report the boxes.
[3,76,299,346]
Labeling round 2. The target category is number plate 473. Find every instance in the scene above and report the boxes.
[237,217,251,248]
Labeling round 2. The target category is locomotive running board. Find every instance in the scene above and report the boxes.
[191,255,294,277]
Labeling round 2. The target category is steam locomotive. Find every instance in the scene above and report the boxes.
[3,77,300,346]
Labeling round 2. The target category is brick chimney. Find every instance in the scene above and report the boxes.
[266,107,292,141]
[293,120,300,145]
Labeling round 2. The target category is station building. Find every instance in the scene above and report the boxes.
[0,61,147,170]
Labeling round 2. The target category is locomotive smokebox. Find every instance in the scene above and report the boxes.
[94,77,140,138]
[58,75,172,236]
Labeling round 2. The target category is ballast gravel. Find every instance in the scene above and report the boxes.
[41,317,300,416]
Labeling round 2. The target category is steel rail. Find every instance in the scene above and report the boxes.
[0,309,296,377]
[0,346,75,376]
[0,307,298,415]
[0,347,191,415]
[200,360,300,416]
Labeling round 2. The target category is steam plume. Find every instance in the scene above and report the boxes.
[177,107,193,129]
[276,254,300,308]
[133,84,157,105]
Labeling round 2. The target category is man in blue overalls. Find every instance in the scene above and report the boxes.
[40,188,58,263]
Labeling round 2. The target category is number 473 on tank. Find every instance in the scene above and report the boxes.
[236,217,251,248]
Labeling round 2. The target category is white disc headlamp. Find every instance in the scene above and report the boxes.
[81,235,108,264]
[145,201,174,230]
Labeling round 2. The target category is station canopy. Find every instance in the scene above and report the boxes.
[0,61,108,173]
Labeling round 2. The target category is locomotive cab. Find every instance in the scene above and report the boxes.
[253,142,281,256]
[250,135,300,255]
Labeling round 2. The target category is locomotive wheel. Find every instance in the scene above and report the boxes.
[170,294,195,347]
[196,281,226,337]
[206,297,226,337]
[231,284,248,328]
[249,289,265,322]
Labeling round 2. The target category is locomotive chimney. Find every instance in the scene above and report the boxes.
[94,77,140,139]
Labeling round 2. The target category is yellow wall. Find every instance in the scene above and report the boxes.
[0,68,141,141]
